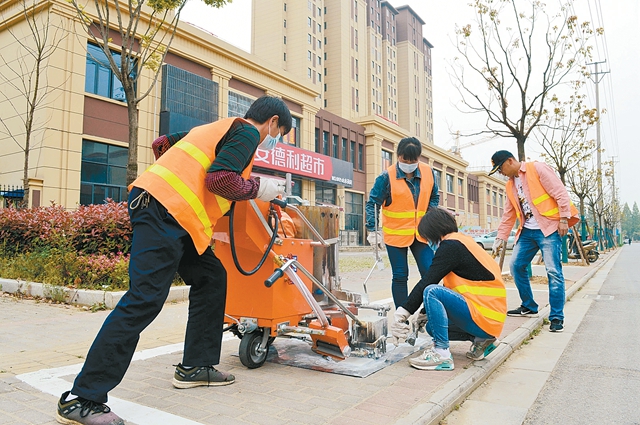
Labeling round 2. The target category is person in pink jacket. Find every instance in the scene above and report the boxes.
[489,150,579,333]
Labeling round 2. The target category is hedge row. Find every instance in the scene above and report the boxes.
[0,201,132,256]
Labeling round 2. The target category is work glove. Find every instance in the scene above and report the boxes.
[256,177,286,202]
[413,307,427,331]
[367,230,384,249]
[390,306,411,345]
[491,238,505,258]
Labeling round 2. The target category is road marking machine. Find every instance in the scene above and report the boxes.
[213,196,390,369]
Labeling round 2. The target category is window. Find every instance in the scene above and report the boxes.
[332,134,338,158]
[341,137,347,160]
[284,19,286,28]
[381,149,393,173]
[433,169,442,188]
[499,193,504,208]
[308,17,312,27]
[345,191,364,245]
[458,178,464,195]
[80,140,127,205]
[492,191,497,205]
[228,91,253,118]
[283,116,300,146]
[308,34,312,44]
[284,3,287,11]
[358,144,364,170]
[318,72,321,82]
[318,23,322,33]
[350,141,356,168]
[322,131,329,155]
[284,36,287,44]
[85,43,135,102]
[308,68,312,78]
[284,52,287,61]
[308,50,312,61]
[446,174,454,193]
[315,181,336,205]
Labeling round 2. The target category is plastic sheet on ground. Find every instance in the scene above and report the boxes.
[263,334,433,378]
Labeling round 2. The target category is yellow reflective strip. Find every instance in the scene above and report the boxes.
[174,141,211,170]
[216,196,231,213]
[532,193,550,205]
[470,300,506,323]
[417,211,426,217]
[541,207,559,217]
[382,210,415,219]
[148,164,213,238]
[382,226,415,236]
[451,285,507,297]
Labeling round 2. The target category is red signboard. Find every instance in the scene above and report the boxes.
[253,143,333,181]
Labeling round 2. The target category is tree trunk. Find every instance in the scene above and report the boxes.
[516,134,526,162]
[126,100,139,187]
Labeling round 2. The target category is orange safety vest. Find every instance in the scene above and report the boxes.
[442,233,506,337]
[130,117,255,254]
[505,162,580,235]
[381,162,434,247]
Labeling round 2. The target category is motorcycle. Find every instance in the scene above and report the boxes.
[567,234,599,264]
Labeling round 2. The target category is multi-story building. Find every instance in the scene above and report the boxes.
[0,0,506,245]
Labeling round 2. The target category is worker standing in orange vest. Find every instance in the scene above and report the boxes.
[365,137,440,309]
[489,150,579,334]
[391,208,506,370]
[57,96,292,425]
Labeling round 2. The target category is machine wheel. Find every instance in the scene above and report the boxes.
[239,331,269,369]
[587,250,599,263]
[477,242,485,249]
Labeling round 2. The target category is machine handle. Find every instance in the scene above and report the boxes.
[264,268,284,287]
[270,198,288,208]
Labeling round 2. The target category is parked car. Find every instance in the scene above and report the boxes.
[474,230,516,250]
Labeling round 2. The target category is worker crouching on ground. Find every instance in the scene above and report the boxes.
[390,208,507,371]
[56,96,292,425]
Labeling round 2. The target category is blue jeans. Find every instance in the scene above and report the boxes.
[386,239,434,308]
[510,228,565,321]
[423,285,493,349]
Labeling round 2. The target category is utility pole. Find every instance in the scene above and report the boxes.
[587,60,610,250]
[610,156,619,245]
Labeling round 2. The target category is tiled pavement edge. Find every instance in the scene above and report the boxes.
[394,250,620,425]
[0,252,616,425]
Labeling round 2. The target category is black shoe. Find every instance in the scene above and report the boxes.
[549,319,564,332]
[56,391,124,425]
[172,364,235,389]
[507,306,538,317]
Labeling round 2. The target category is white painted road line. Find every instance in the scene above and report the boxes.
[17,333,236,425]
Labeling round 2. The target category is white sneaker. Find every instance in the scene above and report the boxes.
[408,348,454,370]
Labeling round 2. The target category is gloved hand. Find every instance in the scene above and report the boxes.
[367,230,384,249]
[412,307,427,331]
[256,178,286,202]
[390,307,411,344]
[491,238,505,258]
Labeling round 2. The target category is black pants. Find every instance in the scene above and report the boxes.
[71,187,227,403]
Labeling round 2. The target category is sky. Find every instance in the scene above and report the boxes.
[181,0,640,208]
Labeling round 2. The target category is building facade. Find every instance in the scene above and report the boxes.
[0,0,506,245]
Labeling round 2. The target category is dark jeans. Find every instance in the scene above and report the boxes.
[71,187,227,403]
[386,239,434,308]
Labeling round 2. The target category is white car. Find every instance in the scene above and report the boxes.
[473,230,516,250]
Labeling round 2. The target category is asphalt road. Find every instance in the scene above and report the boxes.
[524,243,640,425]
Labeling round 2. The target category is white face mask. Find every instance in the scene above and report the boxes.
[398,162,418,174]
[259,121,280,150]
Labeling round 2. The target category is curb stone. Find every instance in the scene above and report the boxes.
[394,250,620,425]
[0,278,190,308]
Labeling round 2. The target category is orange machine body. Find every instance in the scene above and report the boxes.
[213,200,315,336]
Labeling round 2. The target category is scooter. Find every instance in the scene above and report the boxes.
[567,234,599,264]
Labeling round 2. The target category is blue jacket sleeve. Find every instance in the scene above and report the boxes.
[428,169,440,208]
[365,171,390,231]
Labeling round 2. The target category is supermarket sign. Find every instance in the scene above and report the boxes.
[254,143,353,187]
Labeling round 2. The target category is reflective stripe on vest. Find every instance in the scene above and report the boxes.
[443,233,506,337]
[381,163,433,247]
[131,117,254,254]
